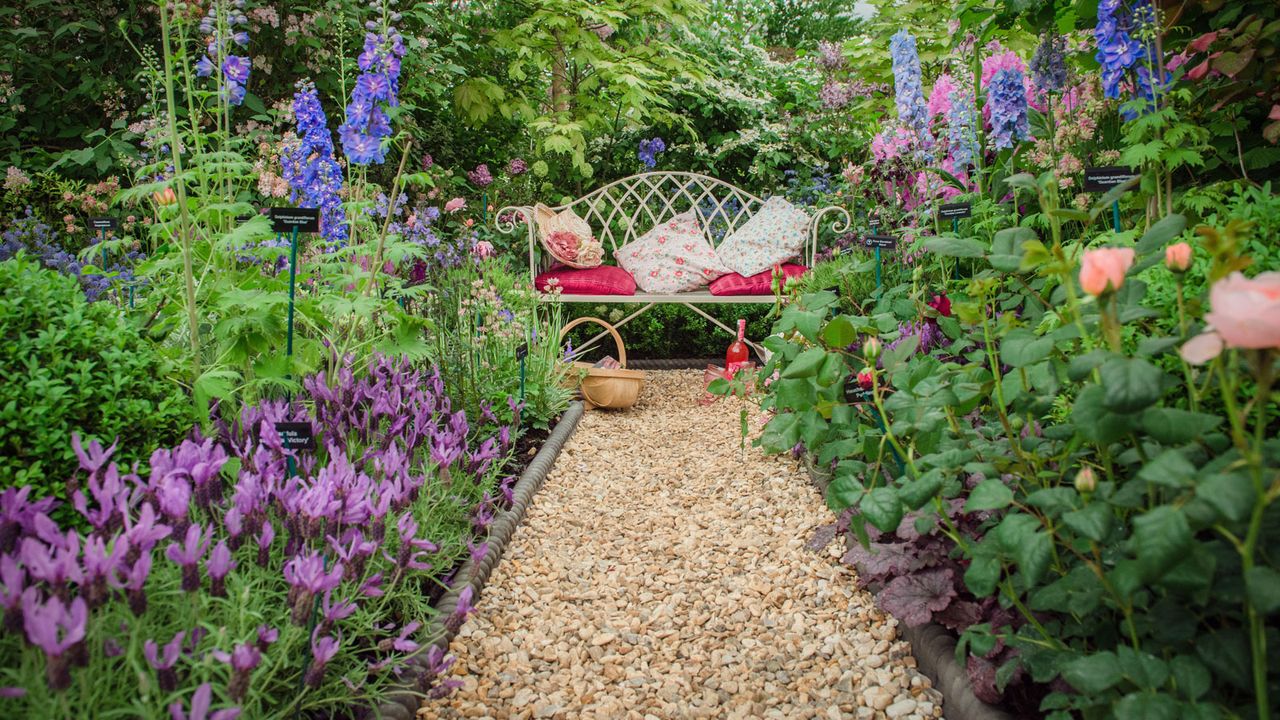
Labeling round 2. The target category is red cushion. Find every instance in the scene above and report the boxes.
[709,264,807,296]
[535,264,636,295]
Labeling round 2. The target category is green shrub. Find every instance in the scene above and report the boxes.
[0,255,190,500]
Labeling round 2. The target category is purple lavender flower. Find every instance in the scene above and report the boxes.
[283,80,348,246]
[319,590,357,632]
[985,68,1030,150]
[108,549,152,615]
[304,629,341,688]
[20,536,83,588]
[256,624,279,652]
[391,621,420,652]
[423,646,463,698]
[0,554,27,632]
[445,586,475,634]
[144,630,185,692]
[206,540,235,597]
[22,593,87,690]
[469,541,488,566]
[0,486,57,554]
[165,523,210,593]
[212,643,261,701]
[467,163,494,188]
[256,521,274,566]
[283,550,344,625]
[81,535,126,608]
[169,683,241,720]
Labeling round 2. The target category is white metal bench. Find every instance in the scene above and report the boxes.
[495,171,850,358]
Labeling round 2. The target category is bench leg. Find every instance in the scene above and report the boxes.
[567,303,657,360]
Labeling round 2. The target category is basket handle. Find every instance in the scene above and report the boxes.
[558,316,627,368]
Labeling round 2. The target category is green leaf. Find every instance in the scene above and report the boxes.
[1100,358,1164,413]
[1063,502,1113,542]
[859,486,903,533]
[996,513,1052,585]
[1135,214,1187,255]
[1001,330,1053,367]
[821,315,857,349]
[781,347,826,379]
[965,479,1014,512]
[1170,656,1212,701]
[1060,651,1124,694]
[965,554,1001,596]
[1245,566,1280,614]
[1113,692,1180,720]
[1131,506,1193,579]
[1140,408,1222,444]
[922,236,987,258]
[1137,449,1196,488]
[1197,472,1256,523]
[1072,384,1133,444]
[898,473,943,510]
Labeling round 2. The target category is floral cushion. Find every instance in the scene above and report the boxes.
[709,263,807,296]
[534,265,636,295]
[714,196,810,276]
[615,211,731,294]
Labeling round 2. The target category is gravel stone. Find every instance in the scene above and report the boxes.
[419,371,934,719]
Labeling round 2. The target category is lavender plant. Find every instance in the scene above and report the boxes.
[0,354,517,717]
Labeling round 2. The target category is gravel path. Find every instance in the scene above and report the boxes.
[420,371,943,720]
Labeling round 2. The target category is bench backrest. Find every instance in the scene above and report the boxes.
[497,171,850,276]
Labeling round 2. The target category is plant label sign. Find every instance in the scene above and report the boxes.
[89,217,119,231]
[516,343,529,360]
[274,422,315,451]
[268,207,320,233]
[864,235,897,250]
[938,203,972,220]
[235,213,255,223]
[1084,166,1139,193]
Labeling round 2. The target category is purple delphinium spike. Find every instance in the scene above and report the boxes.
[165,524,210,593]
[206,540,235,597]
[169,682,241,720]
[304,628,341,688]
[212,643,261,701]
[144,630,185,692]
[22,592,87,690]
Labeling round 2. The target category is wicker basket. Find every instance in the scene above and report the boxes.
[559,316,646,410]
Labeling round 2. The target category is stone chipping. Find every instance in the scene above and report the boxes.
[420,370,944,720]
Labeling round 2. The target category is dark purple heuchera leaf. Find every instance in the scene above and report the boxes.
[934,599,984,631]
[806,523,838,552]
[841,540,946,586]
[966,653,1002,704]
[874,567,958,626]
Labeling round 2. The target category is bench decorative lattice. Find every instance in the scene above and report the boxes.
[496,171,850,358]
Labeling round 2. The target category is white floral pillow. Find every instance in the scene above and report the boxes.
[715,196,811,276]
[615,211,731,293]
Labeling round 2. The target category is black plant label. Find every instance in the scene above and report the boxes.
[274,422,315,451]
[864,235,897,250]
[88,217,119,231]
[516,343,529,360]
[268,207,320,233]
[938,203,972,220]
[1084,166,1139,192]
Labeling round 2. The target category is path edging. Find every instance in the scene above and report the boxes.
[802,454,1013,720]
[375,401,586,719]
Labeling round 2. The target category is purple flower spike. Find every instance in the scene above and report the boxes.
[320,590,357,630]
[71,433,118,477]
[446,586,475,634]
[144,630,186,692]
[392,621,420,652]
[206,540,235,597]
[212,643,261,701]
[1,554,28,632]
[165,524,210,593]
[169,682,241,720]
[255,624,279,652]
[304,628,341,688]
[256,521,274,566]
[23,593,87,690]
[283,550,344,625]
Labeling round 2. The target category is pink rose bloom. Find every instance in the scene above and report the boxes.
[1165,242,1192,272]
[444,197,466,213]
[1079,247,1134,296]
[471,240,495,259]
[545,230,580,261]
[1181,272,1280,364]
